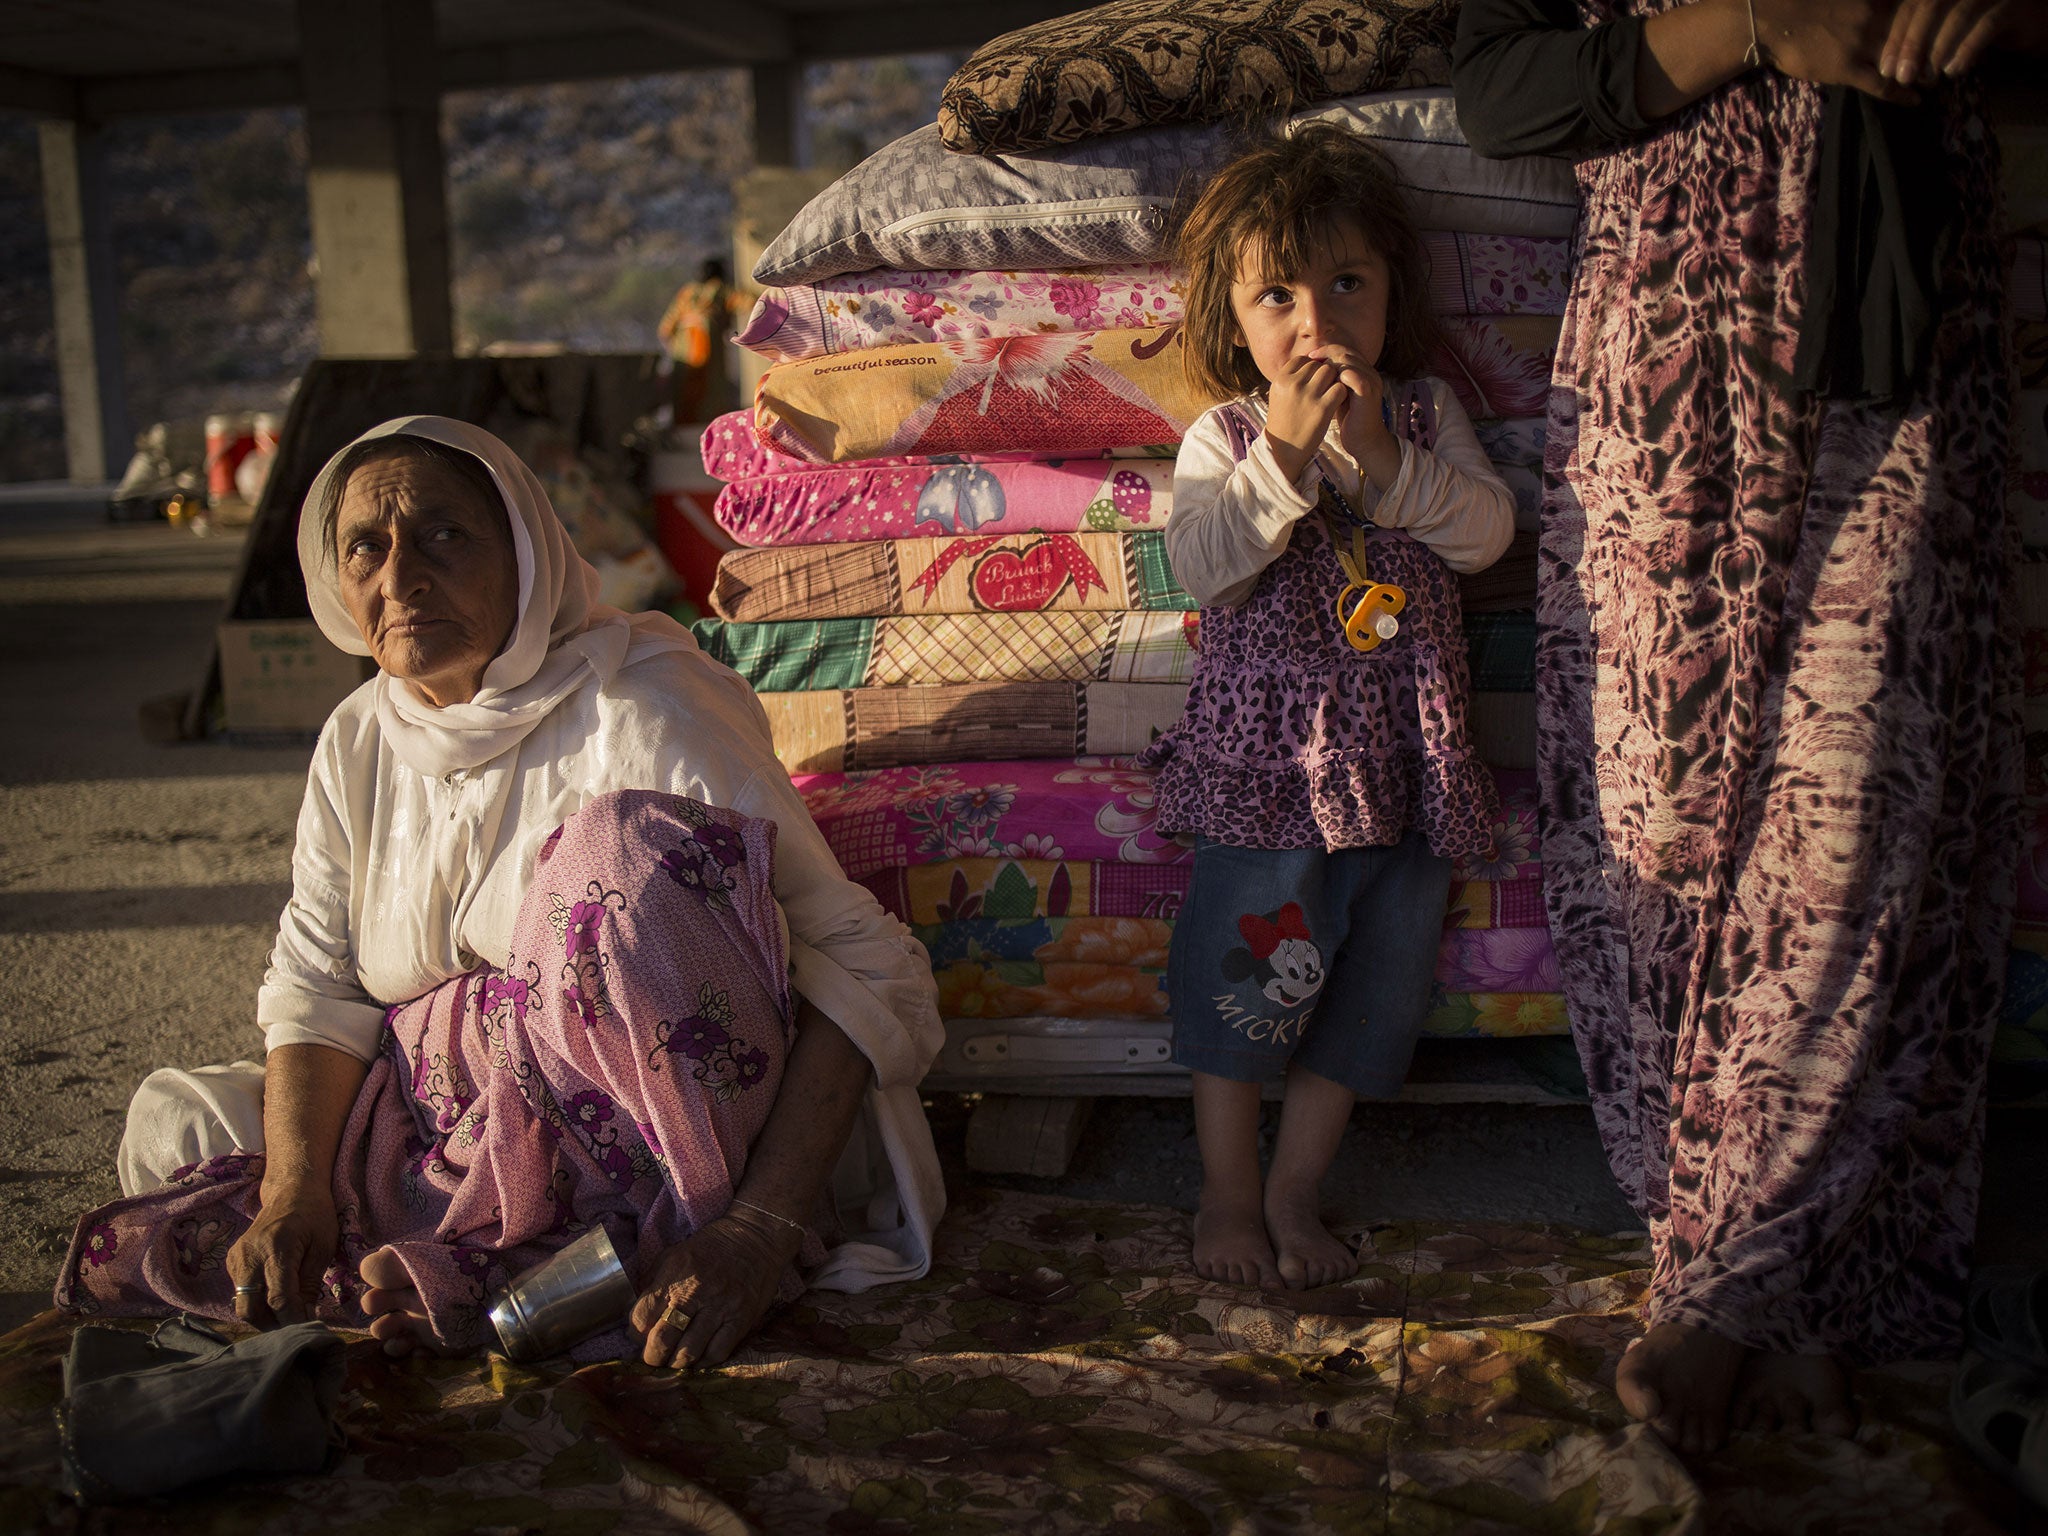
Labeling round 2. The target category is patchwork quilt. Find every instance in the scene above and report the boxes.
[697,610,1531,695]
[858,856,1190,923]
[759,683,1191,773]
[711,531,1191,622]
[694,611,1201,692]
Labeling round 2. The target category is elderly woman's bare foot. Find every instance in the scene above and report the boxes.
[1731,1350,1856,1436]
[1263,1179,1356,1290]
[1193,1191,1279,1288]
[359,1246,454,1357]
[1616,1322,1749,1456]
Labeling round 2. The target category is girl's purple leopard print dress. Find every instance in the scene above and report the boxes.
[1143,379,1500,861]
[1540,7,2019,1363]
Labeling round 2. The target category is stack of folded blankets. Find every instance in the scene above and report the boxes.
[691,2,1590,1075]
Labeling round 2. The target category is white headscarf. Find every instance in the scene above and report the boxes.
[299,415,693,779]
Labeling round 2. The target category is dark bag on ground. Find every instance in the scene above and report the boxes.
[54,1315,346,1503]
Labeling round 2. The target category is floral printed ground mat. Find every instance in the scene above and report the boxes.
[0,1191,2020,1534]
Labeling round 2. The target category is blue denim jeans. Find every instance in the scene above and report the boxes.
[1168,832,1452,1098]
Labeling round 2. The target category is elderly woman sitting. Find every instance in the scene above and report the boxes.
[61,417,944,1366]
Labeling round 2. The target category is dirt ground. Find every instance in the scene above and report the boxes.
[0,509,2041,1338]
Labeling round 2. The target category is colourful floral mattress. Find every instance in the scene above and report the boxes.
[754,327,1204,465]
[2,1195,2006,1536]
[1429,317,1559,422]
[752,320,1565,466]
[810,764,1568,1038]
[796,760,1544,885]
[700,414,1545,550]
[923,927,1560,1008]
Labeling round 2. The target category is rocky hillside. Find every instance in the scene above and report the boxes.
[0,54,957,484]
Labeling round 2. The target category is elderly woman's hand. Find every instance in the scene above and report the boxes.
[630,1204,805,1369]
[226,1180,340,1328]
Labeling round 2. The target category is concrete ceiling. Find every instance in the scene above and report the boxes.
[0,0,1088,118]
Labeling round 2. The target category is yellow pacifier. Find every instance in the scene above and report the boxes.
[1336,581,1406,651]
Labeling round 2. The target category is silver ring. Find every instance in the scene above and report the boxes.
[233,1283,261,1297]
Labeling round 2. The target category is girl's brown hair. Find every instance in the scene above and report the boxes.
[1175,125,1439,404]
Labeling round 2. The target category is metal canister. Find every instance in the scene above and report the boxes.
[485,1226,636,1362]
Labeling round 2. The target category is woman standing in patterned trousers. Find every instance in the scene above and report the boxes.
[1456,0,2044,1454]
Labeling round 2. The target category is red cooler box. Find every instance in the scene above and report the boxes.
[650,439,736,621]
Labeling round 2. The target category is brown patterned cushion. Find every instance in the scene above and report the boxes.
[938,0,1458,156]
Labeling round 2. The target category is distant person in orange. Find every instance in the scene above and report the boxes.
[658,258,745,426]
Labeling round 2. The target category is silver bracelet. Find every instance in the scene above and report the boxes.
[1743,0,1764,69]
[729,1196,803,1234]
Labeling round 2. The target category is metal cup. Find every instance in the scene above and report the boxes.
[486,1226,637,1362]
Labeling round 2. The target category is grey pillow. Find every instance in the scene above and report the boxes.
[753,90,1576,287]
[753,118,1222,288]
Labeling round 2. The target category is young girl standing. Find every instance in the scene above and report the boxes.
[1143,128,1516,1289]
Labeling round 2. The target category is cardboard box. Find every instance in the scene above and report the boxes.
[218,620,370,735]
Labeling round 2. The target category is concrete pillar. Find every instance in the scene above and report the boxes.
[731,166,832,403]
[751,62,799,169]
[297,0,452,357]
[37,119,131,483]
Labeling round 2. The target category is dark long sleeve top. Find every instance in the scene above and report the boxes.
[1449,0,1960,404]
[1451,0,1651,161]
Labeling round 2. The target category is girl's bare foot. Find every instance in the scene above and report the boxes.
[359,1246,452,1357]
[1262,1179,1356,1290]
[1193,1191,1279,1287]
[1189,1073,1277,1287]
[1731,1350,1857,1436]
[1616,1321,1749,1456]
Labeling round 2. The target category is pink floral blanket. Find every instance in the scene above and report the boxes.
[699,410,1163,484]
[754,327,1206,465]
[716,455,1174,546]
[732,235,1575,365]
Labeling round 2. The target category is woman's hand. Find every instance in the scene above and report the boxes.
[1879,0,2032,84]
[226,1178,339,1328]
[1262,354,1350,484]
[630,1204,803,1370]
[1750,0,1919,100]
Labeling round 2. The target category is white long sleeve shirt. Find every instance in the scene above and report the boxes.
[257,641,945,1290]
[1165,379,1516,609]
